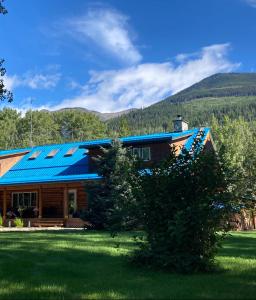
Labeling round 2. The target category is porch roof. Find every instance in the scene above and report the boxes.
[0,127,210,186]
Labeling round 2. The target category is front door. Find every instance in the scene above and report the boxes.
[68,189,77,218]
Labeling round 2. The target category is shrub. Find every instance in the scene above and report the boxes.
[0,215,3,226]
[14,218,24,228]
[132,138,233,273]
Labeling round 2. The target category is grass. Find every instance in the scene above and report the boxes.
[0,231,256,299]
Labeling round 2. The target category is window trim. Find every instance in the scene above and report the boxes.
[132,147,151,161]
[12,191,38,208]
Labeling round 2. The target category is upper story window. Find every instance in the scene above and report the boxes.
[132,147,151,161]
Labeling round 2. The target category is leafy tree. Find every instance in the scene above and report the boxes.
[84,139,140,232]
[0,0,12,103]
[132,139,233,273]
[211,116,256,209]
[54,110,107,142]
[18,110,61,147]
[0,108,20,149]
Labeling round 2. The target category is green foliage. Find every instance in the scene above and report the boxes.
[53,110,107,142]
[117,118,131,137]
[131,139,233,273]
[14,218,24,228]
[84,139,140,231]
[211,116,256,206]
[0,215,3,226]
[84,133,235,273]
[18,110,61,147]
[0,108,109,149]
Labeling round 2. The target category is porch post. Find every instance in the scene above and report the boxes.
[38,186,42,218]
[63,186,68,219]
[3,189,6,221]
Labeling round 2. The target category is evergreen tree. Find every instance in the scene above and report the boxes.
[118,118,131,137]
[84,139,140,232]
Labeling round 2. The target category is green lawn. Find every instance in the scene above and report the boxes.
[0,231,256,299]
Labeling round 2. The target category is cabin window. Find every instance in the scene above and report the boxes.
[12,192,37,208]
[132,147,151,161]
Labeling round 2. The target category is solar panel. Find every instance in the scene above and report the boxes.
[28,150,41,160]
[65,147,78,156]
[46,149,59,158]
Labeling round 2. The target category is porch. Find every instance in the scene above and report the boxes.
[0,182,88,228]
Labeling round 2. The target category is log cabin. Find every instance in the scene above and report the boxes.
[0,116,214,227]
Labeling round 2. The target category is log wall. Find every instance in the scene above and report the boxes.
[0,182,88,218]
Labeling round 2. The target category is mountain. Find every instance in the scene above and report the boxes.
[42,107,138,121]
[107,73,256,134]
[161,73,256,104]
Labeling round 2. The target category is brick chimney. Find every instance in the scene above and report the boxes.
[173,115,188,132]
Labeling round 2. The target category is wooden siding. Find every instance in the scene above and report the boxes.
[88,136,190,171]
[0,182,88,218]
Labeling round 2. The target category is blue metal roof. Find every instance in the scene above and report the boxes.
[0,128,210,186]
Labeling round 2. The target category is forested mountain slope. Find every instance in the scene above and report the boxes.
[107,73,256,134]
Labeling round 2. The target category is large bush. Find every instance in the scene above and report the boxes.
[84,136,234,273]
[133,139,233,273]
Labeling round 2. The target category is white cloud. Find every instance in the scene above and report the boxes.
[4,71,61,91]
[245,0,256,7]
[68,7,142,65]
[45,43,239,113]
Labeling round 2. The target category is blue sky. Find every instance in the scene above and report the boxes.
[1,0,256,112]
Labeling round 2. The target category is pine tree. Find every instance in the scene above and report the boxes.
[84,139,140,232]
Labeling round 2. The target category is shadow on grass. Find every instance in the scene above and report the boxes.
[219,233,256,259]
[0,231,255,299]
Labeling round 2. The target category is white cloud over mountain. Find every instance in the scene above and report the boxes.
[48,43,239,112]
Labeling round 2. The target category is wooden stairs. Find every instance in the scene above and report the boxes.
[31,218,65,227]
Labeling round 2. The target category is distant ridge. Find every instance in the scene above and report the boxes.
[41,107,138,121]
[157,73,256,105]
[107,72,256,134]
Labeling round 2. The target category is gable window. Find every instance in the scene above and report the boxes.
[12,192,37,208]
[132,147,151,161]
